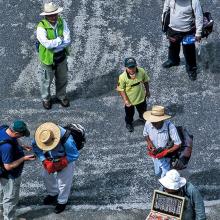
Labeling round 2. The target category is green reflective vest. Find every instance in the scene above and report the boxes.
[37,17,64,65]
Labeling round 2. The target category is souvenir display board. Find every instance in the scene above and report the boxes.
[146,190,185,220]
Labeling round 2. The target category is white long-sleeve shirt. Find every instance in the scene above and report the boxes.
[36,18,71,50]
[162,0,203,37]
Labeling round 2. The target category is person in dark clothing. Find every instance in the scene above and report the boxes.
[162,0,203,81]
[0,120,35,220]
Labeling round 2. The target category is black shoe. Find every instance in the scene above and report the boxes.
[187,71,197,81]
[162,60,179,68]
[43,195,58,205]
[54,203,67,214]
[126,123,134,132]
[138,118,146,124]
[42,100,52,110]
[58,98,70,107]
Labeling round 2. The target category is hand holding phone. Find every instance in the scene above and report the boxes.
[24,154,36,161]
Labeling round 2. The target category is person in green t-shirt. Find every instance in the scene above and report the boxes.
[117,57,150,132]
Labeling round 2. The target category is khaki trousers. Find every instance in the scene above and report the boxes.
[0,177,21,220]
[39,58,68,101]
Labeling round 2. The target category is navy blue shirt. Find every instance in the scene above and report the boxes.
[0,127,24,179]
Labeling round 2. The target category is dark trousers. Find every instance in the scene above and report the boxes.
[125,100,147,125]
[167,28,197,72]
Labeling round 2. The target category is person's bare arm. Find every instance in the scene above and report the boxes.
[119,91,131,107]
[146,136,155,151]
[167,144,181,153]
[4,155,36,171]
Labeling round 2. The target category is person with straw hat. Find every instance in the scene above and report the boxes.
[32,122,79,214]
[143,105,181,177]
[36,2,71,109]
[159,169,206,220]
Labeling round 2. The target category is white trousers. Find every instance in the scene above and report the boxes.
[42,161,75,204]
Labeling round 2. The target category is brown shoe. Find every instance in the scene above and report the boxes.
[58,98,70,107]
[42,100,52,110]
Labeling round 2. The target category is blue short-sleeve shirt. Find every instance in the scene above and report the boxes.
[0,127,24,179]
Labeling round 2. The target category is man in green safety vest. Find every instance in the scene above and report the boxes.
[37,2,71,109]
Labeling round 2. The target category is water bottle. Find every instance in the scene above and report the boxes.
[182,35,195,45]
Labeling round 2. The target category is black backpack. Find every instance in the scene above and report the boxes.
[61,124,86,151]
[168,124,193,170]
[162,9,170,33]
[200,12,214,38]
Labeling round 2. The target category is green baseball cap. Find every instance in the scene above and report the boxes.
[124,57,137,68]
[12,120,30,137]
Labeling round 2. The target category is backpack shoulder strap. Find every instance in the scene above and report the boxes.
[0,125,15,147]
[167,121,172,140]
[0,125,9,130]
[191,0,194,15]
[167,122,180,147]
[0,139,14,146]
[60,129,71,145]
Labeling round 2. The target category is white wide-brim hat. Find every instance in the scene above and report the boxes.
[35,122,61,151]
[143,105,171,122]
[159,169,187,190]
[40,2,63,16]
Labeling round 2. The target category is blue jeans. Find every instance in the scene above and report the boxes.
[152,158,171,178]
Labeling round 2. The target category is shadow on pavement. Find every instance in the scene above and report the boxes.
[67,69,119,100]
[188,168,220,200]
[166,103,185,116]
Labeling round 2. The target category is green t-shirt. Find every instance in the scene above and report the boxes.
[117,67,150,105]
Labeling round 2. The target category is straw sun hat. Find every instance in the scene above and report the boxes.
[35,122,61,151]
[143,105,171,123]
[159,169,187,190]
[40,2,63,16]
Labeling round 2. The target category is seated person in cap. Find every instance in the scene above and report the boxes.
[143,105,181,177]
[37,2,71,109]
[159,169,206,220]
[0,120,36,220]
[117,57,150,132]
[32,122,79,214]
